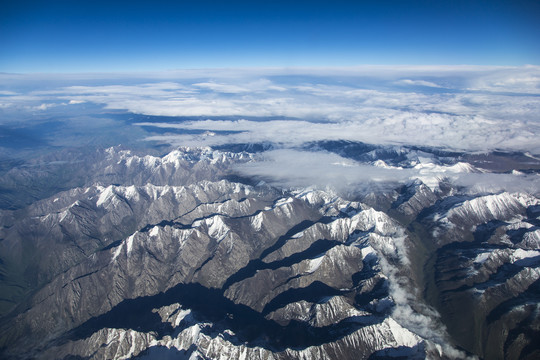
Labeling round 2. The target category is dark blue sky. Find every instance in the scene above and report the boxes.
[1,0,539,72]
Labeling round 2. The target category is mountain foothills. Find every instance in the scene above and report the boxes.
[0,142,539,360]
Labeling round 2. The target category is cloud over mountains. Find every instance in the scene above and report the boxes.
[1,66,539,193]
[2,65,539,153]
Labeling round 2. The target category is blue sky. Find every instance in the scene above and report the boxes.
[1,0,540,72]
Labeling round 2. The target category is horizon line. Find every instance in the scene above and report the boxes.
[2,64,539,77]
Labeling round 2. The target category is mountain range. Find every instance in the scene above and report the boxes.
[1,142,539,359]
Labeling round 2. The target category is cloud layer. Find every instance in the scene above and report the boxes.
[231,149,540,196]
[234,149,415,192]
[3,66,538,153]
[1,66,539,194]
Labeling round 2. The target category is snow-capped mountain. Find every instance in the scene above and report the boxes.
[0,144,539,360]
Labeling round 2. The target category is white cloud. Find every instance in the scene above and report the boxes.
[234,149,415,192]
[36,103,59,110]
[192,82,249,93]
[453,172,540,196]
[228,149,540,196]
[0,90,18,96]
[395,79,443,88]
[2,66,540,153]
[467,65,540,94]
[139,109,540,153]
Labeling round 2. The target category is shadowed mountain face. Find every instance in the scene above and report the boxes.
[0,143,539,360]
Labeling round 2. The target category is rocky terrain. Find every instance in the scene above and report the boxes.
[0,144,539,360]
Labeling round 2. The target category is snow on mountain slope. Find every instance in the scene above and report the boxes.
[414,189,540,359]
[1,145,538,360]
[0,172,461,359]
